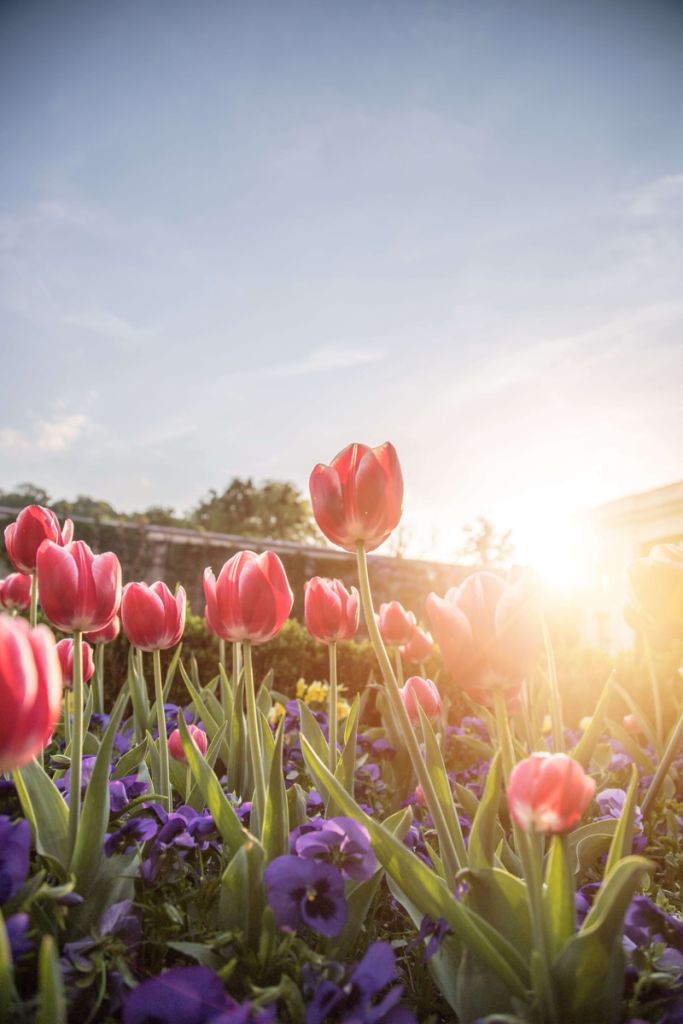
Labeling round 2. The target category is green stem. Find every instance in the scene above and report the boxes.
[642,709,683,815]
[243,641,266,823]
[219,638,226,673]
[493,687,517,785]
[153,648,171,812]
[356,542,461,885]
[643,635,663,746]
[542,617,564,754]
[29,572,38,629]
[328,642,338,775]
[94,643,105,715]
[519,829,559,1023]
[233,641,242,690]
[64,691,71,751]
[67,631,83,858]
[394,647,404,686]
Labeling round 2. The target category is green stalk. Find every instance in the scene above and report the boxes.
[394,647,404,686]
[233,641,242,689]
[542,618,564,754]
[29,572,38,629]
[356,542,461,885]
[243,641,266,823]
[67,631,83,857]
[519,829,560,1023]
[493,687,517,785]
[94,643,105,715]
[64,691,71,751]
[153,648,171,812]
[642,710,683,815]
[643,635,663,746]
[328,641,338,775]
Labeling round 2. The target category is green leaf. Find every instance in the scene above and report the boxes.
[416,703,468,870]
[567,819,618,879]
[227,674,248,799]
[163,642,183,701]
[178,715,247,856]
[572,671,617,768]
[0,912,17,1017]
[545,834,575,961]
[604,764,639,878]
[112,737,149,780]
[37,935,66,1024]
[261,719,289,861]
[218,839,266,948]
[297,699,329,764]
[468,752,502,870]
[14,759,69,868]
[300,735,529,998]
[606,720,654,772]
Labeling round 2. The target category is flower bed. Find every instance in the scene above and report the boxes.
[0,444,682,1023]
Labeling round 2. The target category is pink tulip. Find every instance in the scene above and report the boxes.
[56,638,95,690]
[378,601,416,646]
[426,570,540,706]
[304,577,359,644]
[400,675,442,725]
[168,724,208,762]
[309,442,403,553]
[507,753,596,834]
[4,505,73,574]
[0,614,63,771]
[121,582,186,652]
[623,713,642,736]
[36,540,121,634]
[84,615,121,645]
[0,573,32,612]
[401,626,433,663]
[203,550,293,645]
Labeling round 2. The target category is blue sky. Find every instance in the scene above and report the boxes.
[1,0,682,565]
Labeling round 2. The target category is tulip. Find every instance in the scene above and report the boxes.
[168,725,208,762]
[378,601,416,647]
[304,577,359,644]
[4,505,73,574]
[0,615,63,771]
[121,582,186,652]
[623,713,642,736]
[309,442,403,553]
[36,540,122,634]
[84,615,121,645]
[401,626,433,664]
[56,638,95,690]
[507,752,596,834]
[0,573,32,613]
[400,675,442,725]
[627,543,683,640]
[426,570,540,706]
[203,550,293,645]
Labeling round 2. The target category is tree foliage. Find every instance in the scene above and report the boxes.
[190,478,316,541]
[457,515,514,569]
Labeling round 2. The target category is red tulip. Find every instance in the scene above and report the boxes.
[309,442,403,553]
[84,615,121,645]
[426,570,540,705]
[0,573,32,612]
[304,577,359,644]
[400,675,442,725]
[401,626,433,663]
[0,614,63,771]
[4,505,73,574]
[507,753,595,834]
[627,543,683,640]
[378,601,416,646]
[56,638,95,690]
[168,724,208,762]
[203,550,293,645]
[36,540,122,633]
[121,582,186,652]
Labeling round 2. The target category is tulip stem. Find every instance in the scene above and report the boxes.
[643,636,663,747]
[542,617,564,755]
[67,631,84,858]
[393,647,404,686]
[243,642,266,827]
[233,641,242,690]
[356,542,463,884]
[29,572,38,629]
[642,708,683,815]
[153,648,171,812]
[64,691,71,750]
[219,638,226,673]
[328,642,338,775]
[519,829,560,1024]
[94,643,105,715]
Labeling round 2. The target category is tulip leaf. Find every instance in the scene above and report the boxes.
[0,912,17,1017]
[571,671,617,768]
[36,935,66,1024]
[112,737,149,780]
[300,735,529,997]
[162,642,183,701]
[416,703,468,870]
[606,720,654,772]
[178,715,247,856]
[218,839,266,948]
[604,764,639,878]
[468,752,502,870]
[180,662,230,766]
[227,674,247,799]
[14,759,69,869]
[567,819,618,878]
[544,834,575,961]
[298,699,329,765]
[261,719,289,861]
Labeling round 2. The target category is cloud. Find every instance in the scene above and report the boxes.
[273,346,384,375]
[0,414,89,453]
[629,174,683,217]
[62,309,157,345]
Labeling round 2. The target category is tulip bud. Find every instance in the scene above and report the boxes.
[304,577,359,644]
[168,725,208,762]
[0,615,63,771]
[4,505,73,575]
[623,713,642,736]
[84,615,121,645]
[121,582,186,652]
[203,550,293,645]
[414,783,427,806]
[36,540,121,633]
[56,638,95,690]
[309,442,403,552]
[378,601,416,646]
[507,752,596,834]
[401,626,433,663]
[0,573,32,613]
[400,675,442,725]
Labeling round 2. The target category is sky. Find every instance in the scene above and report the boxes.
[1,0,683,573]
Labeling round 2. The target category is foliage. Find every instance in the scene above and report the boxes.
[190,478,316,541]
[456,514,514,569]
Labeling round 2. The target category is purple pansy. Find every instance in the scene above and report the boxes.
[294,817,378,881]
[0,816,31,904]
[5,912,32,960]
[303,942,416,1024]
[264,855,347,938]
[122,966,273,1024]
[596,788,644,832]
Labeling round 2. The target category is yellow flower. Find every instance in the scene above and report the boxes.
[542,715,552,735]
[269,701,286,725]
[305,680,329,705]
[296,678,306,699]
[337,699,350,720]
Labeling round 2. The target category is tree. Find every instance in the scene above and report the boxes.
[457,515,514,569]
[135,506,190,529]
[0,483,51,508]
[191,478,316,541]
[51,495,120,521]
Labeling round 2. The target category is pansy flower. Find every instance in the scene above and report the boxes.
[264,855,347,938]
[294,817,378,881]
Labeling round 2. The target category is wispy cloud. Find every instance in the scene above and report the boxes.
[273,346,384,376]
[0,414,89,453]
[62,309,157,345]
[628,173,683,217]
